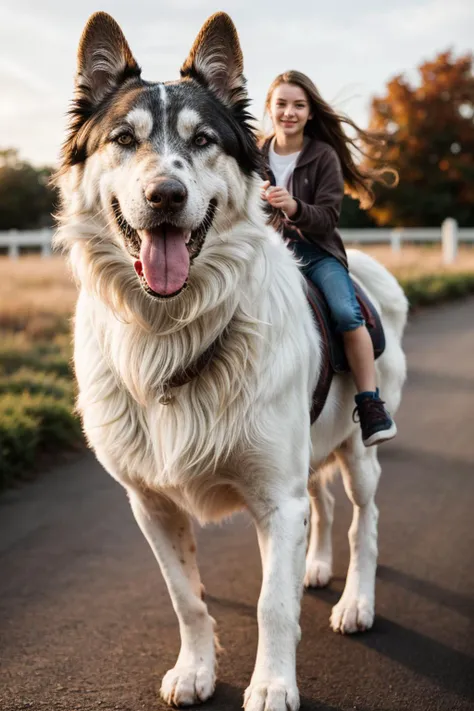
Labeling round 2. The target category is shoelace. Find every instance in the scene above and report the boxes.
[352,397,388,424]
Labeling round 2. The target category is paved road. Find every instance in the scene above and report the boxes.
[1,298,474,711]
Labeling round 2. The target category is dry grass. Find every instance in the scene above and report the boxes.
[0,256,77,338]
[355,244,474,279]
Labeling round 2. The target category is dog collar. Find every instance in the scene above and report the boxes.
[158,328,226,405]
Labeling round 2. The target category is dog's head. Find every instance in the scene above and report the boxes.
[57,12,261,300]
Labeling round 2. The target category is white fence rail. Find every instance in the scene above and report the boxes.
[339,219,474,265]
[1,219,474,264]
[0,229,53,258]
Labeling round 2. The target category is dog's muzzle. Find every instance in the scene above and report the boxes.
[112,198,217,300]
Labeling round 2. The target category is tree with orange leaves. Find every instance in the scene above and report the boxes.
[365,50,474,227]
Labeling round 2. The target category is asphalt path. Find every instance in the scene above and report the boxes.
[1,298,473,711]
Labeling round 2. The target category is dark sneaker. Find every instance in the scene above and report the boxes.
[353,390,397,447]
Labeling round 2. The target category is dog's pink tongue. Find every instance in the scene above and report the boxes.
[136,228,189,296]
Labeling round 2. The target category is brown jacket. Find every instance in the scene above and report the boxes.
[261,137,348,269]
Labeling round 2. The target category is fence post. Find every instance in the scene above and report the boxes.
[442,218,458,265]
[8,230,19,259]
[391,229,402,253]
[41,229,52,258]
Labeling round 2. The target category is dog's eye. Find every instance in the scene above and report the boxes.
[194,134,209,147]
[116,134,135,146]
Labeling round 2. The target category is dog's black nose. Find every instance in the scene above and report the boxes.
[145,178,187,211]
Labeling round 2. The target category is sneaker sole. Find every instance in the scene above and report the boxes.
[363,422,397,448]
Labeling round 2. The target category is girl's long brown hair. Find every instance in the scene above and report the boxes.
[265,70,396,208]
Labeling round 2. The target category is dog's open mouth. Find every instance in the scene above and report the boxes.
[112,199,217,299]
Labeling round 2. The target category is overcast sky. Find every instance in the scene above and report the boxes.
[1,0,472,166]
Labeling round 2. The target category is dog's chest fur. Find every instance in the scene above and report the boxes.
[73,262,316,509]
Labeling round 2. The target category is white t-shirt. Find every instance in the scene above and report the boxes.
[269,139,301,189]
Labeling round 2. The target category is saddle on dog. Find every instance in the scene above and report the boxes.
[306,279,386,424]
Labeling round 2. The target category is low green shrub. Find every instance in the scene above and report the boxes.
[0,334,78,488]
[0,392,81,488]
[0,368,74,399]
[401,272,474,308]
[0,395,41,487]
[0,335,71,377]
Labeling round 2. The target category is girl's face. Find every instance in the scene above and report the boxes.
[269,83,312,137]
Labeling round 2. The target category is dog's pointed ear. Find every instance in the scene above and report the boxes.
[76,12,141,107]
[180,12,246,107]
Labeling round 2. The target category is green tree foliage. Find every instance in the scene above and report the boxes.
[0,149,56,230]
[365,50,474,227]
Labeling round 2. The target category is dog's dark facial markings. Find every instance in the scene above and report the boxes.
[59,80,261,180]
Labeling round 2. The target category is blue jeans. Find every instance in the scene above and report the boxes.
[301,253,365,333]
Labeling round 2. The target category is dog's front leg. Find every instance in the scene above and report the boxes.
[128,489,216,706]
[245,492,310,711]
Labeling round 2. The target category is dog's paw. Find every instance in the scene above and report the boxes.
[330,594,374,634]
[160,665,215,706]
[244,680,299,711]
[304,558,332,588]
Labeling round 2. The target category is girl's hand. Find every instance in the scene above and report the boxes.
[260,180,271,201]
[261,182,298,217]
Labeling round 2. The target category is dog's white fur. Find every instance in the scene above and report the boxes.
[57,12,408,711]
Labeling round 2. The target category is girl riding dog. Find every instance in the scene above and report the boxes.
[261,71,396,446]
